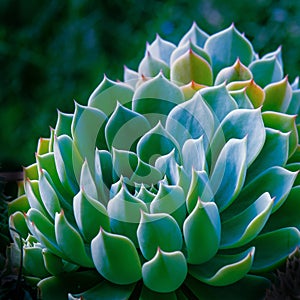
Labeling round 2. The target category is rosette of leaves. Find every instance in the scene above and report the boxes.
[8,23,300,299]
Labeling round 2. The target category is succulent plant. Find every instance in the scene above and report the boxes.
[8,22,300,299]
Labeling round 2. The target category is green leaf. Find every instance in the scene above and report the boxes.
[220,193,273,249]
[26,208,63,258]
[182,136,206,175]
[91,228,142,284]
[210,137,247,212]
[8,194,30,216]
[55,111,73,137]
[138,51,170,78]
[73,188,110,243]
[229,88,254,109]
[137,211,183,260]
[204,24,254,77]
[142,249,187,293]
[166,92,215,149]
[71,103,107,165]
[171,40,211,67]
[39,170,62,219]
[150,183,186,228]
[245,128,289,184]
[171,49,213,86]
[53,135,79,196]
[105,103,151,152]
[147,34,176,65]
[42,249,64,276]
[223,167,297,220]
[209,108,265,169]
[80,160,98,200]
[186,169,214,213]
[107,185,148,246]
[263,77,292,113]
[250,227,300,272]
[132,73,184,127]
[71,280,136,300]
[262,186,300,232]
[9,211,29,241]
[189,247,254,286]
[178,22,209,48]
[262,111,298,157]
[286,89,300,115]
[137,122,181,165]
[200,83,238,123]
[23,246,50,278]
[249,56,283,88]
[183,200,220,264]
[37,137,51,155]
[88,75,134,115]
[215,59,252,85]
[124,65,139,88]
[38,271,102,300]
[184,274,270,300]
[55,210,93,267]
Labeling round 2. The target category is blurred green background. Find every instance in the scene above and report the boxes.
[1,0,300,170]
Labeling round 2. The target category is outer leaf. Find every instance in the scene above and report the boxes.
[262,186,300,232]
[166,92,215,149]
[73,188,110,243]
[136,122,181,165]
[182,136,206,175]
[245,128,289,184]
[23,246,50,278]
[249,56,283,88]
[91,229,142,284]
[250,227,300,272]
[262,111,298,158]
[215,59,252,85]
[38,271,102,300]
[55,111,73,137]
[55,210,93,267]
[200,82,238,123]
[42,249,64,276]
[184,274,270,300]
[186,169,214,213]
[209,108,265,169]
[71,281,136,300]
[210,137,247,211]
[80,160,98,200]
[204,24,254,76]
[132,73,184,126]
[107,185,148,246]
[138,51,170,78]
[105,103,151,151]
[137,211,183,260]
[263,77,292,113]
[142,249,187,293]
[178,22,209,48]
[88,76,134,115]
[150,183,186,228]
[147,34,176,65]
[183,200,220,264]
[220,193,273,249]
[71,103,107,165]
[189,247,255,286]
[171,49,213,86]
[222,167,297,220]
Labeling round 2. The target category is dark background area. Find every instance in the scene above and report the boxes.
[1,0,300,170]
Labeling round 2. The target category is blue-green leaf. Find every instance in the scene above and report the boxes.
[189,247,255,286]
[166,92,215,149]
[88,76,134,115]
[178,22,209,48]
[137,211,183,260]
[210,137,247,212]
[91,229,142,284]
[142,249,187,293]
[105,103,151,151]
[220,193,273,249]
[132,73,184,126]
[204,24,254,77]
[250,227,300,272]
[183,200,220,264]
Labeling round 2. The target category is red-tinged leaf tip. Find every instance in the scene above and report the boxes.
[124,65,128,70]
[141,74,147,80]
[192,21,197,27]
[116,79,121,83]
[156,33,160,39]
[39,167,44,175]
[284,74,289,81]
[60,209,65,216]
[146,50,152,58]
[157,246,161,253]
[99,226,103,233]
